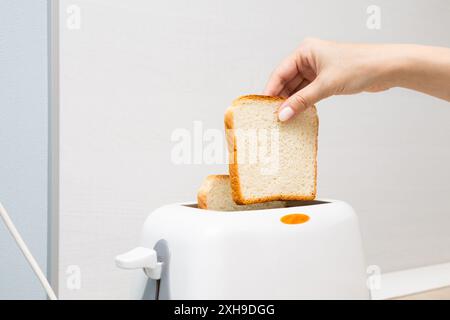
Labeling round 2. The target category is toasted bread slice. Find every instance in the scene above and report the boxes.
[225,95,318,205]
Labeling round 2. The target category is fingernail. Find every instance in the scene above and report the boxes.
[278,106,295,122]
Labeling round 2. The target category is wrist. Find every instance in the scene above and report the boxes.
[381,44,435,90]
[376,44,415,89]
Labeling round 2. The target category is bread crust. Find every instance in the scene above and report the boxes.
[232,95,285,106]
[225,95,318,205]
[224,105,244,204]
[312,106,318,199]
[197,192,208,209]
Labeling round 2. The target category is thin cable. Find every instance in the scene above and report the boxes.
[0,201,57,300]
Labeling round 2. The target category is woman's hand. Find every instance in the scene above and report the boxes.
[265,38,450,121]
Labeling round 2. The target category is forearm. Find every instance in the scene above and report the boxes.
[388,44,450,101]
[266,39,450,122]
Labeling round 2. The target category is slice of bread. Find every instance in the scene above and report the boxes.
[197,175,285,211]
[225,95,318,205]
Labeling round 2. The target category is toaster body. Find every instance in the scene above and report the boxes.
[116,199,370,299]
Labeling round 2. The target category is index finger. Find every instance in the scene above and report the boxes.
[264,52,301,96]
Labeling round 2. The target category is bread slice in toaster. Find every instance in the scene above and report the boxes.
[224,95,318,205]
[197,175,285,211]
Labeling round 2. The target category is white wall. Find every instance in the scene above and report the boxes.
[56,0,450,299]
[0,0,48,300]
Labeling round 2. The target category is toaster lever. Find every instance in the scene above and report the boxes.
[115,247,162,280]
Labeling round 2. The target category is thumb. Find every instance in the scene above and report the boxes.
[278,77,330,122]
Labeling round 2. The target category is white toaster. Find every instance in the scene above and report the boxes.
[115,199,370,299]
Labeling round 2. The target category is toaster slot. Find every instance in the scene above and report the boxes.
[284,200,329,207]
[183,200,329,211]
